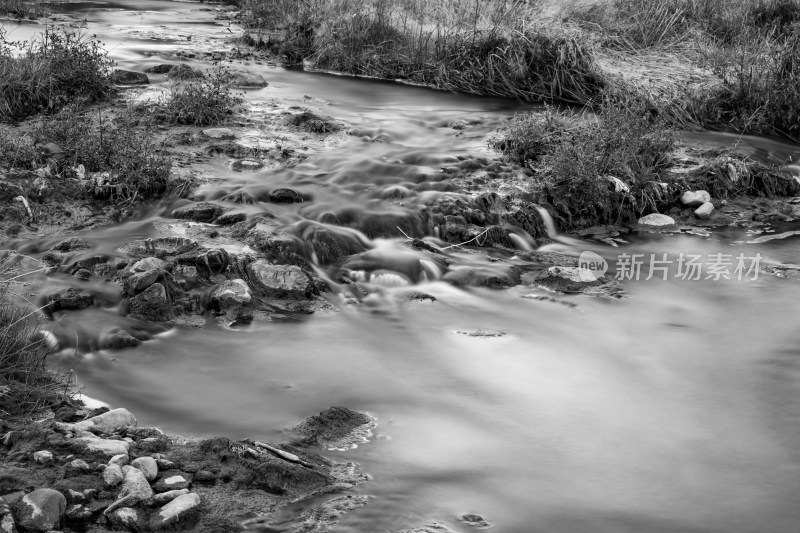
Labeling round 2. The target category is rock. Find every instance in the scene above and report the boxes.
[460,513,491,528]
[215,211,247,225]
[111,69,149,85]
[33,450,54,465]
[172,202,224,222]
[65,490,85,503]
[293,407,375,450]
[65,459,91,476]
[201,128,235,140]
[42,288,95,313]
[192,470,216,484]
[145,64,174,74]
[105,467,153,514]
[52,237,90,252]
[0,515,14,533]
[166,64,203,80]
[229,70,268,88]
[130,457,158,482]
[531,266,622,298]
[108,507,145,531]
[118,238,198,259]
[108,454,129,466]
[246,261,316,298]
[101,328,142,350]
[126,270,160,294]
[151,489,188,506]
[211,279,252,311]
[637,213,675,227]
[149,493,201,531]
[76,437,130,457]
[268,188,304,203]
[681,190,711,207]
[103,464,124,487]
[64,504,92,526]
[15,489,66,532]
[128,283,171,321]
[74,408,136,434]
[694,201,715,220]
[152,475,190,493]
[132,257,165,272]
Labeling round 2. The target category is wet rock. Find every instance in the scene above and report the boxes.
[151,489,188,506]
[215,211,247,225]
[111,69,149,85]
[74,408,137,434]
[287,110,340,133]
[132,257,165,272]
[681,190,711,207]
[460,513,491,528]
[172,202,224,223]
[293,407,375,450]
[637,213,675,227]
[152,475,190,493]
[128,283,171,321]
[694,201,715,219]
[531,267,622,297]
[52,237,91,252]
[294,495,369,532]
[107,507,145,531]
[247,261,316,298]
[76,437,130,457]
[210,279,252,319]
[100,328,142,350]
[442,267,520,289]
[33,450,54,465]
[231,159,264,172]
[246,227,307,265]
[42,287,95,312]
[300,224,368,265]
[14,488,66,532]
[103,464,124,487]
[130,457,158,482]
[229,70,268,88]
[268,188,304,203]
[118,238,198,259]
[167,64,203,80]
[149,493,201,531]
[454,329,507,338]
[145,64,174,74]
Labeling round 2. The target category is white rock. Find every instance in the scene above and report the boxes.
[68,459,91,472]
[76,437,130,457]
[153,493,201,530]
[72,408,137,433]
[638,213,675,226]
[33,450,54,465]
[681,190,711,207]
[152,489,189,505]
[694,201,715,220]
[130,457,158,482]
[108,454,129,467]
[103,464,124,487]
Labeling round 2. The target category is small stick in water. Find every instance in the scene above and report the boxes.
[254,441,314,468]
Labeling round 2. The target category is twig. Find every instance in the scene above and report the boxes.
[253,441,314,468]
[441,226,492,249]
[395,226,412,240]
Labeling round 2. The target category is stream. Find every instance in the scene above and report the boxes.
[4,1,800,532]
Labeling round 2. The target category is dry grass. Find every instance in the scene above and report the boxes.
[0,253,73,421]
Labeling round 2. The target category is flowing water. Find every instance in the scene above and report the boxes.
[4,2,800,532]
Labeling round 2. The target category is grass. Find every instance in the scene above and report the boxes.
[491,96,679,228]
[0,257,72,421]
[0,0,49,19]
[0,27,114,121]
[0,104,173,203]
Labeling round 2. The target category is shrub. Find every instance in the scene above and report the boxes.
[152,65,243,126]
[0,27,113,121]
[0,0,48,19]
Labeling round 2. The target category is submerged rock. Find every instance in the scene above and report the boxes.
[128,283,172,321]
[293,407,376,450]
[172,201,224,222]
[269,188,305,204]
[531,266,622,297]
[42,287,94,313]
